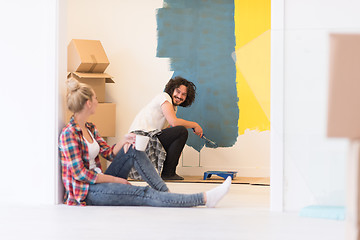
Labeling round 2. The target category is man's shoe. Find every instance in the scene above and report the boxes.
[161,174,184,181]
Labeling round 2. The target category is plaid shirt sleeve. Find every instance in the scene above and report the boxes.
[60,130,98,184]
[88,122,116,162]
[60,118,117,205]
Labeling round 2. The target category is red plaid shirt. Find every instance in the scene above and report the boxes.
[59,116,115,206]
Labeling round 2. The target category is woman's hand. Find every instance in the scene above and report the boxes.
[115,177,132,185]
[122,133,136,153]
[95,174,132,185]
[113,133,136,155]
[123,133,136,145]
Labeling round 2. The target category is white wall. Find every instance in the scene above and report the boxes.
[0,0,63,205]
[1,0,354,211]
[67,0,270,178]
[279,0,360,211]
[177,131,269,177]
[67,0,172,136]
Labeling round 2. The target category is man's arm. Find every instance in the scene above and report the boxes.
[161,101,203,137]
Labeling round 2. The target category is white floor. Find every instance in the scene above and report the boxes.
[0,182,345,240]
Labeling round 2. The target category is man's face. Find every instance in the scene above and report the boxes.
[172,85,187,106]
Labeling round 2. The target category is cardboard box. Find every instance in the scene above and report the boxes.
[68,39,110,73]
[66,103,116,137]
[66,39,116,137]
[327,34,360,139]
[68,72,114,103]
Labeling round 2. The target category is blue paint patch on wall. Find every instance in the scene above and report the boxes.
[157,0,238,151]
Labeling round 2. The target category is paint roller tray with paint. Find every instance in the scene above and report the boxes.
[203,171,237,180]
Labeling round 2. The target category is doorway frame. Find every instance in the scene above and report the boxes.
[55,0,286,210]
[270,0,285,211]
[55,0,67,204]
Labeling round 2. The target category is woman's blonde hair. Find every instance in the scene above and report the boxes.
[66,78,94,113]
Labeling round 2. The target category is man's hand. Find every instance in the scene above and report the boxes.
[193,125,203,137]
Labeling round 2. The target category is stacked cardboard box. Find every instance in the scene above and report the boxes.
[66,39,116,138]
[67,39,117,170]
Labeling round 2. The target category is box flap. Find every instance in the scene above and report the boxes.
[68,39,110,73]
[69,72,114,83]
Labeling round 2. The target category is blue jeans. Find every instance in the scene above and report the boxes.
[85,147,205,207]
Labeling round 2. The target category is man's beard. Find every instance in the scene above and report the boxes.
[173,97,183,106]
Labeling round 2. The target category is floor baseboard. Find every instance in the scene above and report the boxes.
[129,176,270,185]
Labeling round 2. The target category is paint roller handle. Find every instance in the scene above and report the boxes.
[192,128,199,136]
[192,128,218,147]
[192,128,203,138]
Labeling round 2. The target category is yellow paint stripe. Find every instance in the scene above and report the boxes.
[235,0,271,134]
[235,0,271,49]
[236,31,271,120]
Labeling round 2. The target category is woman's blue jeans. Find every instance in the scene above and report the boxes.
[85,147,205,207]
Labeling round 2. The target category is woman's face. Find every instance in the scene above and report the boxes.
[89,91,98,114]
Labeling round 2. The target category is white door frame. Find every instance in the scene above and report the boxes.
[270,0,285,211]
[55,0,67,204]
[55,0,286,209]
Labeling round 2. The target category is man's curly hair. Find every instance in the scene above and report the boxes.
[164,76,196,107]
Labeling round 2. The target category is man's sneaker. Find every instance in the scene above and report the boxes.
[161,174,184,181]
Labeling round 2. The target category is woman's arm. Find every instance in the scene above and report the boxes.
[60,131,98,184]
[95,173,131,185]
[95,133,137,185]
[93,125,116,161]
[61,129,131,185]
[161,101,203,137]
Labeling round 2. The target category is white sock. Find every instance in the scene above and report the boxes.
[205,176,232,208]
